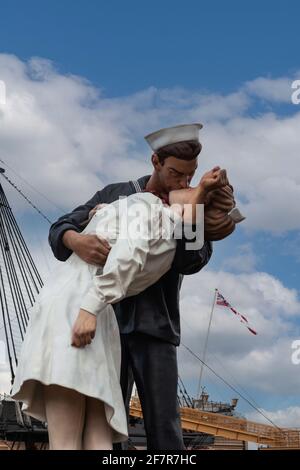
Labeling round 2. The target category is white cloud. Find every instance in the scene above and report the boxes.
[244,76,297,103]
[0,341,6,364]
[201,113,300,233]
[0,363,11,395]
[0,54,300,233]
[246,406,300,428]
[178,268,300,400]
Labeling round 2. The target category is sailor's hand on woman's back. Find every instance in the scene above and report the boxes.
[71,309,97,348]
[63,231,111,266]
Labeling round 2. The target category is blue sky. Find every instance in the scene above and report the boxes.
[1,0,300,96]
[0,0,300,431]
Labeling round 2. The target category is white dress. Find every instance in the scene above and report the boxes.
[11,192,181,443]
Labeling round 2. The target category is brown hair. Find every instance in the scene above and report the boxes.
[155,140,201,164]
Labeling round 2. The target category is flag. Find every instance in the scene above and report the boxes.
[216,290,257,335]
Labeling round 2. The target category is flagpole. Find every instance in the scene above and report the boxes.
[196,288,218,399]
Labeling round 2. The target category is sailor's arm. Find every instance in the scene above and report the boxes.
[48,189,108,262]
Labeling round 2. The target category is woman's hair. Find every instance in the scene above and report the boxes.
[156,140,202,164]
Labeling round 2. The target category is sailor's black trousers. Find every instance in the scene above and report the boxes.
[118,332,184,450]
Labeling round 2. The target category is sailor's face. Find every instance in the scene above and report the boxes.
[156,156,198,192]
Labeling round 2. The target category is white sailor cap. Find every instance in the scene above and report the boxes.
[144,123,203,152]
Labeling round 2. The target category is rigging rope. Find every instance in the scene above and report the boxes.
[181,342,282,432]
[0,158,65,213]
[0,170,53,224]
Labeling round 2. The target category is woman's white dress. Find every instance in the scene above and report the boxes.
[11,192,180,443]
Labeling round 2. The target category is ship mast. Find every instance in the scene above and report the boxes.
[0,168,43,384]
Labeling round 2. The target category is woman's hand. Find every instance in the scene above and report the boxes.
[71,309,97,348]
[199,167,229,193]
